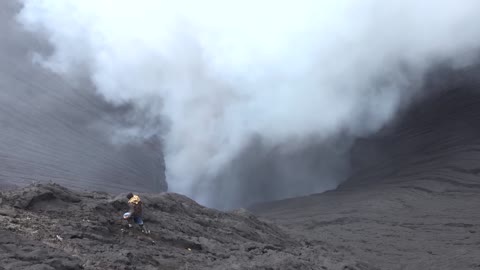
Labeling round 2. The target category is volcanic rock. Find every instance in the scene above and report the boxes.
[0,183,372,269]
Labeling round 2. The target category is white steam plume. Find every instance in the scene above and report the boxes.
[18,0,480,206]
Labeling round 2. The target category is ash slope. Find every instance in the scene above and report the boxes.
[0,183,373,270]
[253,80,480,269]
[0,0,166,193]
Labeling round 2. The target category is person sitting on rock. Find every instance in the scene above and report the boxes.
[123,192,149,234]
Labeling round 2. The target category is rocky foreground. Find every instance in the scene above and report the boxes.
[0,183,372,270]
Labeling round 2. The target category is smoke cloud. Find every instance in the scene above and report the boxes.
[17,0,480,207]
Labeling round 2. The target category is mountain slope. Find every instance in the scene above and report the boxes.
[0,0,166,193]
[253,81,480,269]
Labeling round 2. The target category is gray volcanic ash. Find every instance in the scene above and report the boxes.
[0,0,166,193]
[253,74,480,269]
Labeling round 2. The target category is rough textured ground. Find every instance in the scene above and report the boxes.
[0,183,373,269]
[254,185,480,270]
[253,86,480,270]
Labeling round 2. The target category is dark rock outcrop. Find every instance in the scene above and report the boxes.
[0,183,373,269]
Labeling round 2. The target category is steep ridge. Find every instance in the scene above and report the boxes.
[0,0,166,193]
[347,74,480,191]
[253,70,480,269]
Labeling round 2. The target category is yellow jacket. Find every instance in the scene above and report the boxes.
[128,195,141,205]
